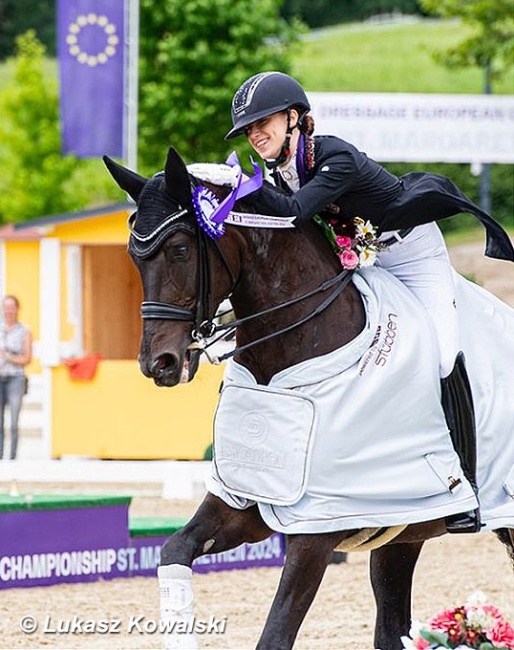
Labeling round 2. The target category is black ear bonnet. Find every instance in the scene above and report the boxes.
[128,174,197,259]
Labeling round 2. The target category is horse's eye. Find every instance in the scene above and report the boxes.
[166,243,189,261]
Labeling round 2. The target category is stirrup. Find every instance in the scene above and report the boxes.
[445,508,482,534]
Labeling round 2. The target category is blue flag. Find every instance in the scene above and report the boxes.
[57,0,125,158]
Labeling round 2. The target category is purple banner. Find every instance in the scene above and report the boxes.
[0,503,285,589]
[0,506,130,589]
[57,0,125,158]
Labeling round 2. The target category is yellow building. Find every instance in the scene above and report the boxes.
[0,204,224,460]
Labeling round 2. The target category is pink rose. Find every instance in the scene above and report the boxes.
[335,235,352,249]
[413,635,430,650]
[487,619,514,648]
[338,249,359,270]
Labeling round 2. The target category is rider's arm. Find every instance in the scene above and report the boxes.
[246,146,358,222]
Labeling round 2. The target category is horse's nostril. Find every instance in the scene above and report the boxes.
[151,353,178,376]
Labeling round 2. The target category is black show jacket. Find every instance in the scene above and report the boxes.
[246,135,514,262]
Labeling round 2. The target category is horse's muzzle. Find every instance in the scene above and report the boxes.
[144,348,200,387]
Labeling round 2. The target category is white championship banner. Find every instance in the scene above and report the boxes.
[308,92,514,164]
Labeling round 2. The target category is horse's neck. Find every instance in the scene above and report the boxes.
[227,222,366,384]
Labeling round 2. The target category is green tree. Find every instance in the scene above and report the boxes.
[138,0,300,170]
[0,32,121,223]
[420,0,514,81]
[0,31,80,222]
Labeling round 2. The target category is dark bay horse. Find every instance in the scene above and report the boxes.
[105,148,514,650]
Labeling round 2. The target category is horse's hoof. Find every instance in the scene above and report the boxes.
[445,509,482,533]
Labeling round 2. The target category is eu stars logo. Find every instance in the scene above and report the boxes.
[66,13,119,66]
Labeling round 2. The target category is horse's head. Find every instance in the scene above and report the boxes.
[104,148,235,387]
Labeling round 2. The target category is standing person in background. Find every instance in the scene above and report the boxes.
[0,295,32,460]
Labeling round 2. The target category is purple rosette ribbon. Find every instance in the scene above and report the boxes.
[192,187,225,239]
[194,153,263,238]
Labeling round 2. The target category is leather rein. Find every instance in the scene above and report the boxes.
[135,207,354,365]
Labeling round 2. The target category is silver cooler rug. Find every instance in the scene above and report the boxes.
[207,267,514,534]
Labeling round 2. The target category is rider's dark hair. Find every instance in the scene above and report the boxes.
[299,113,315,136]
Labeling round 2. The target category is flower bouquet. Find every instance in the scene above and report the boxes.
[401,591,514,649]
[313,215,383,270]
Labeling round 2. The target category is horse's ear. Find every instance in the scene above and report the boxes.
[164,147,193,209]
[103,156,147,202]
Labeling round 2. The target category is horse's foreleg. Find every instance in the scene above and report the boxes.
[160,492,271,566]
[370,541,424,650]
[159,493,272,649]
[257,531,343,650]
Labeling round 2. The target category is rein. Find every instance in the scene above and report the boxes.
[137,207,354,365]
[196,267,353,364]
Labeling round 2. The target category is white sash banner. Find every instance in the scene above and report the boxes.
[226,212,296,229]
[308,92,514,164]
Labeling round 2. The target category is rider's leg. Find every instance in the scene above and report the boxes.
[440,353,481,532]
[377,223,458,376]
[377,223,480,533]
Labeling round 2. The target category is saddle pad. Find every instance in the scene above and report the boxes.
[213,384,318,505]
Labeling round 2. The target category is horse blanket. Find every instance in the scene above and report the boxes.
[206,267,514,533]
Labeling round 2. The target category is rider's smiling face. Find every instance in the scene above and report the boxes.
[246,111,294,161]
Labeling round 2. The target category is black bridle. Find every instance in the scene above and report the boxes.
[136,208,353,365]
[138,218,231,338]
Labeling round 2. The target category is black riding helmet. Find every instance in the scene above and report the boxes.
[225,71,311,140]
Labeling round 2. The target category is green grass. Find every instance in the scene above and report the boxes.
[293,19,514,94]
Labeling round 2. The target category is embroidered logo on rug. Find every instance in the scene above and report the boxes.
[375,312,399,367]
[240,411,268,445]
[358,313,399,375]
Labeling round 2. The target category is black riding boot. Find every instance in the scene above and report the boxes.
[441,352,482,534]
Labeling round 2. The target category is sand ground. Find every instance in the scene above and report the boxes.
[1,500,512,650]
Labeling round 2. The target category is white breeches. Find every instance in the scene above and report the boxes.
[377,222,458,378]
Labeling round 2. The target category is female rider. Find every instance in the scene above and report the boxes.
[225,71,514,534]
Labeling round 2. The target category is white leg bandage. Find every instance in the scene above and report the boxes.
[158,564,199,649]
